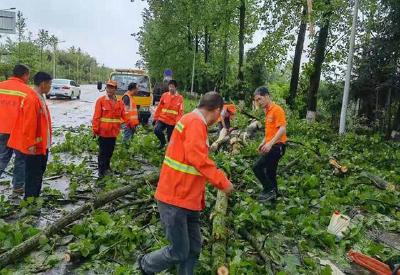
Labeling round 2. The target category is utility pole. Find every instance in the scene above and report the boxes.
[52,40,65,78]
[76,55,79,83]
[339,0,360,134]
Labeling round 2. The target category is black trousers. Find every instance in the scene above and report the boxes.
[252,143,286,193]
[154,121,174,146]
[24,151,48,199]
[98,137,116,177]
[218,117,231,130]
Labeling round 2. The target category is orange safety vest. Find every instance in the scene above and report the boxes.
[155,110,231,211]
[92,95,126,138]
[0,77,34,134]
[153,92,184,126]
[121,92,139,128]
[8,90,52,155]
[218,103,236,122]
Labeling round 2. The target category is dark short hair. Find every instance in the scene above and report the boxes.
[12,64,30,78]
[168,80,177,87]
[128,82,137,90]
[198,91,224,111]
[33,72,52,86]
[254,86,269,96]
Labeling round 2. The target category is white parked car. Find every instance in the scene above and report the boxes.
[47,79,81,99]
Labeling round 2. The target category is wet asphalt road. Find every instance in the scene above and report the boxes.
[0,85,102,198]
[47,84,101,129]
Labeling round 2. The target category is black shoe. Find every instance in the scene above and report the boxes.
[137,255,154,275]
[258,190,277,203]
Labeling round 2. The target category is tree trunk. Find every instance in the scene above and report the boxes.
[195,33,199,53]
[222,0,230,90]
[222,35,228,88]
[237,0,246,88]
[287,5,307,109]
[306,2,331,122]
[40,48,43,70]
[211,190,229,273]
[392,103,400,139]
[0,173,159,268]
[187,25,192,50]
[385,88,392,139]
[205,27,210,63]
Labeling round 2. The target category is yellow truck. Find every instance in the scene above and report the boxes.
[98,68,153,124]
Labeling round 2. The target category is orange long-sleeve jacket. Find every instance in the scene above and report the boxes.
[153,92,183,126]
[0,77,34,134]
[92,95,126,138]
[8,89,52,155]
[155,109,231,211]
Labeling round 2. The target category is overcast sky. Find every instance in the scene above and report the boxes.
[1,0,266,69]
[1,0,148,68]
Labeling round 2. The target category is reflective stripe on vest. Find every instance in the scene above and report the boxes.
[163,156,201,176]
[162,108,178,115]
[100,118,122,123]
[0,89,27,98]
[175,122,184,133]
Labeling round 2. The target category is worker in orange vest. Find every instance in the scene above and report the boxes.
[121,82,139,144]
[92,80,126,178]
[8,72,53,199]
[138,92,233,275]
[0,64,33,194]
[252,86,287,203]
[153,80,183,149]
[218,101,237,130]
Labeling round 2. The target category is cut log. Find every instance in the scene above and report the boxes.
[210,128,230,152]
[242,120,263,143]
[211,120,262,153]
[217,265,229,275]
[211,190,229,273]
[0,173,159,268]
[63,250,81,263]
[329,158,348,174]
[360,171,396,191]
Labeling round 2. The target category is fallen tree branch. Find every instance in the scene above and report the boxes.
[286,140,321,159]
[110,198,153,213]
[211,190,229,273]
[360,171,397,191]
[0,173,159,268]
[279,158,300,174]
[239,229,274,273]
[43,175,63,181]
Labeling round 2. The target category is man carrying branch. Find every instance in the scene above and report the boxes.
[139,92,233,275]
